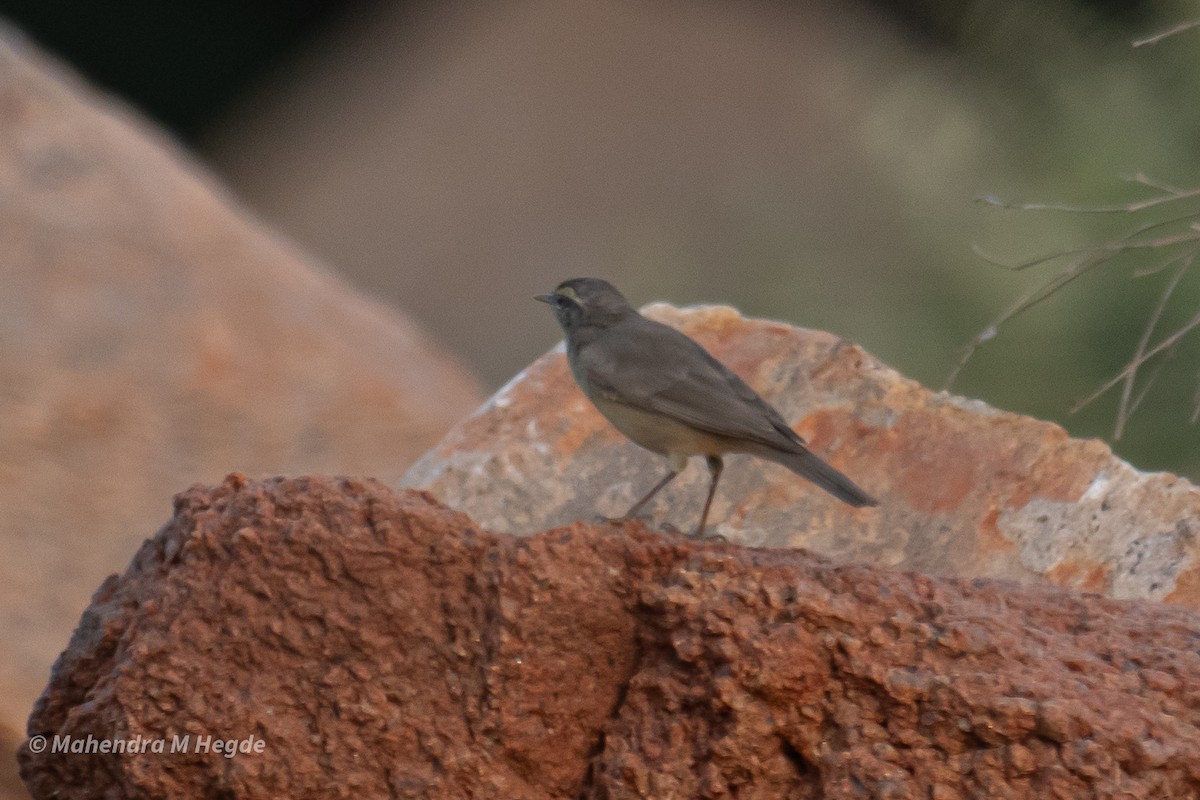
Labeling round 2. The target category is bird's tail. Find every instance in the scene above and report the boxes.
[760,446,878,508]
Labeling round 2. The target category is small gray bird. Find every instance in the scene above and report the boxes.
[536,277,877,537]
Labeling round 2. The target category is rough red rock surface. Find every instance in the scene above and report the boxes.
[404,303,1200,610]
[0,28,482,759]
[21,476,1200,799]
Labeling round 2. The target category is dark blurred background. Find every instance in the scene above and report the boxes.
[4,0,1200,477]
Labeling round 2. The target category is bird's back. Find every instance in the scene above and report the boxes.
[575,312,804,454]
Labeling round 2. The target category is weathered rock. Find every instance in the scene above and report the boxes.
[404,303,1200,608]
[0,27,482,759]
[20,476,1200,798]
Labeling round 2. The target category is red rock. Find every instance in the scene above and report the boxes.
[19,476,1200,798]
[404,303,1200,610]
[0,29,482,767]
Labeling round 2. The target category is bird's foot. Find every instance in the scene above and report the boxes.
[686,528,727,542]
[658,521,683,536]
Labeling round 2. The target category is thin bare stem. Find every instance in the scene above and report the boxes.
[944,252,1106,388]
[949,228,1200,390]
[959,177,1200,436]
[1133,19,1200,47]
[977,186,1200,215]
[1123,210,1200,243]
[1127,354,1169,421]
[971,211,1200,274]
[970,243,1093,272]
[1123,171,1187,195]
[1112,256,1193,437]
[1075,302,1200,415]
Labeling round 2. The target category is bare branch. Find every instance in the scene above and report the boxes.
[1123,172,1187,195]
[960,26,1200,436]
[970,242,1094,272]
[970,212,1200,276]
[977,186,1200,215]
[1127,354,1169,423]
[950,223,1200,392]
[960,170,1200,436]
[1191,367,1200,424]
[1133,19,1200,48]
[944,252,1106,388]
[1073,302,1200,417]
[1113,256,1192,438]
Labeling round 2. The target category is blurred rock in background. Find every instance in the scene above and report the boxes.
[198,0,1200,476]
[9,3,1200,474]
[0,28,481,797]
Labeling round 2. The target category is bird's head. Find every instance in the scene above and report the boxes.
[535,277,634,333]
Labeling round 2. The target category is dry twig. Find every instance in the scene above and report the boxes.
[949,176,1200,438]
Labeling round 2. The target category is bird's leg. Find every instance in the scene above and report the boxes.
[615,469,679,522]
[692,455,724,539]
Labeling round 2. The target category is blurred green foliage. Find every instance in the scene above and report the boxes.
[927,2,1200,477]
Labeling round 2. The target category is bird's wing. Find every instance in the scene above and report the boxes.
[579,315,804,450]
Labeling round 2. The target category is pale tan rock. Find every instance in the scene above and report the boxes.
[0,29,482,751]
[404,303,1200,608]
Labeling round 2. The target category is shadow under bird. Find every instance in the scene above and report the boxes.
[536,277,878,537]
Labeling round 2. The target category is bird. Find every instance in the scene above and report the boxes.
[535,277,877,538]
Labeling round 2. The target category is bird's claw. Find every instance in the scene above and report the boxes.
[686,528,727,542]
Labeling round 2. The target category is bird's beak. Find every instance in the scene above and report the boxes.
[534,293,557,305]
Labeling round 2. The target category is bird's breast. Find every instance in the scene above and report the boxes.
[591,396,731,459]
